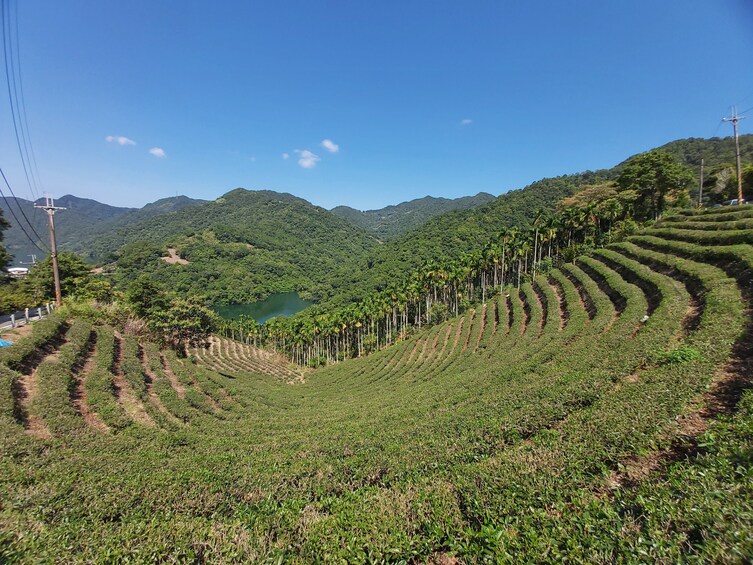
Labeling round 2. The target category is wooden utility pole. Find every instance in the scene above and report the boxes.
[33,195,66,305]
[698,158,704,208]
[723,107,746,205]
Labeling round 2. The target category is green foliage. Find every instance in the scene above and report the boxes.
[146,297,219,353]
[23,251,92,302]
[126,275,170,317]
[0,206,752,561]
[0,194,205,269]
[85,326,131,430]
[331,192,496,239]
[116,241,163,271]
[652,345,701,365]
[0,313,66,371]
[617,150,695,220]
[92,189,380,306]
[0,207,11,275]
[31,319,93,434]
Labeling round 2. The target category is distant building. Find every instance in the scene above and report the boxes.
[7,267,29,278]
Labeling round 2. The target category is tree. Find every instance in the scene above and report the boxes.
[24,251,91,301]
[116,241,163,271]
[147,297,219,354]
[616,150,694,220]
[126,275,170,317]
[0,208,11,277]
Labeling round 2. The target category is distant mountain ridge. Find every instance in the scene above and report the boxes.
[1,195,206,265]
[331,192,496,239]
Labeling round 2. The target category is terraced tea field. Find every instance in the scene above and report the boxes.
[1,206,753,561]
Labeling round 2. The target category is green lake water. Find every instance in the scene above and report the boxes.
[214,292,313,323]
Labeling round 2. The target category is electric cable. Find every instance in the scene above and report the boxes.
[0,167,46,253]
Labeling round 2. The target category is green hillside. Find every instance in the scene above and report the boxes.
[327,171,607,306]
[328,135,753,307]
[331,192,495,239]
[0,195,206,267]
[0,195,133,266]
[103,189,379,304]
[0,205,751,561]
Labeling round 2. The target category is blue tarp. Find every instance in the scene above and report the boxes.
[0,339,13,347]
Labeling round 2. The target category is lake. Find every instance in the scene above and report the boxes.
[214,292,313,324]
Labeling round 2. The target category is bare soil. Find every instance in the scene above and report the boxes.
[161,248,189,265]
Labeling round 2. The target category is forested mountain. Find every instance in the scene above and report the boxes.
[1,194,206,266]
[650,135,753,172]
[331,192,495,239]
[105,189,379,304]
[325,134,753,306]
[4,135,750,308]
[0,195,134,265]
[326,172,607,306]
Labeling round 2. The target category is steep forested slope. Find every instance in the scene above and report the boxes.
[328,135,753,306]
[326,171,607,305]
[331,192,495,239]
[108,189,378,304]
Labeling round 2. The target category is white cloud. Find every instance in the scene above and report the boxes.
[282,152,290,160]
[149,147,166,158]
[295,149,320,169]
[460,119,472,126]
[105,135,136,146]
[320,138,339,153]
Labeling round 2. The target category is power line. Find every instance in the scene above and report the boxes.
[0,165,48,249]
[10,0,44,200]
[3,0,47,239]
[1,0,41,207]
[0,168,46,253]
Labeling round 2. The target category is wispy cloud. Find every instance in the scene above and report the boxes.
[460,119,472,126]
[295,149,320,169]
[282,152,290,160]
[320,138,339,153]
[149,147,166,158]
[105,135,136,146]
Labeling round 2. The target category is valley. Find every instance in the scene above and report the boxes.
[0,135,752,561]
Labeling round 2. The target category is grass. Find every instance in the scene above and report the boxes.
[0,206,752,561]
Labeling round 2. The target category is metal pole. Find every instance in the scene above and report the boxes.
[33,196,66,306]
[698,158,704,208]
[723,107,747,206]
[48,210,62,305]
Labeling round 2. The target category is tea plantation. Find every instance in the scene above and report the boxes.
[1,206,752,562]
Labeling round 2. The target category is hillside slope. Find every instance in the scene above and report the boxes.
[0,195,134,265]
[0,194,206,266]
[329,134,753,306]
[331,192,495,239]
[107,188,378,304]
[0,206,750,561]
[328,171,607,305]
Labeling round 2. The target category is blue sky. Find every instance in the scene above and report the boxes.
[1,1,752,211]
